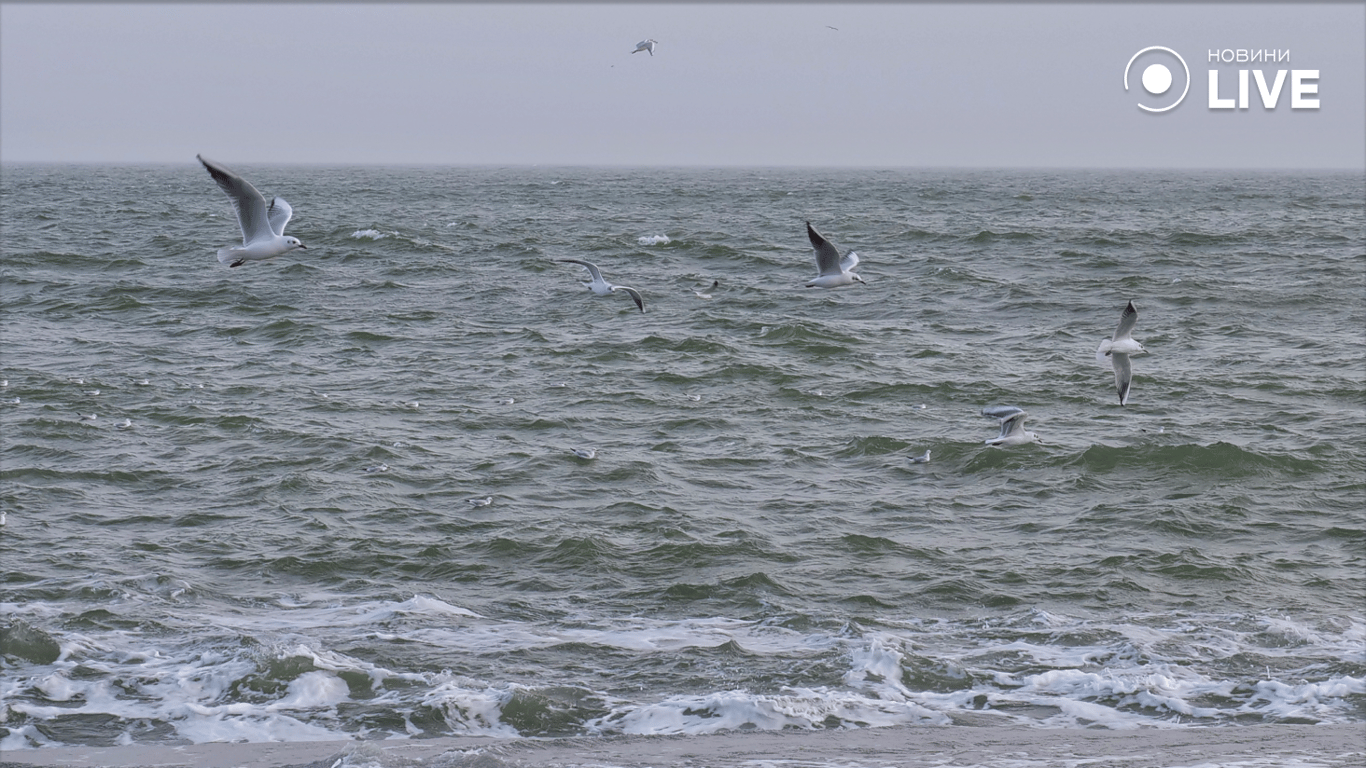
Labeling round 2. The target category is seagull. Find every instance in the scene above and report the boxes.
[632,39,657,56]
[805,222,865,288]
[116,419,133,430]
[572,448,597,460]
[466,497,493,508]
[1096,300,1147,406]
[981,405,1041,446]
[693,280,719,299]
[198,154,307,268]
[909,449,931,464]
[557,259,645,313]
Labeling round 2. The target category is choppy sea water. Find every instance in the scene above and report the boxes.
[1,165,1362,753]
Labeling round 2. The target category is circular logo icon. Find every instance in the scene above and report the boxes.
[1124,46,1190,113]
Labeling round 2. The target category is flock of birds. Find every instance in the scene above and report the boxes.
[191,155,1149,459]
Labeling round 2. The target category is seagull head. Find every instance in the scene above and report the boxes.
[851,273,867,285]
[286,236,307,250]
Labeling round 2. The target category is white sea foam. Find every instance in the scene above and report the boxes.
[420,681,521,737]
[587,686,946,737]
[351,229,391,240]
[3,605,1362,750]
[269,670,351,710]
[637,234,670,245]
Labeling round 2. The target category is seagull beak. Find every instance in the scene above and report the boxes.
[298,244,308,249]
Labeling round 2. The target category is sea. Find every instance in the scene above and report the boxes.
[0,165,1362,756]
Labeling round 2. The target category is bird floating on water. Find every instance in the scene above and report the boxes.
[1096,300,1147,406]
[198,154,307,268]
[693,280,719,299]
[909,450,931,464]
[557,259,645,313]
[804,222,865,288]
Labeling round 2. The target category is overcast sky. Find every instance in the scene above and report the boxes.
[1,3,1362,168]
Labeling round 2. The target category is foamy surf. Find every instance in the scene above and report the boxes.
[2,597,1362,752]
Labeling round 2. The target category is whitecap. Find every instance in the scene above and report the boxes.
[637,234,670,245]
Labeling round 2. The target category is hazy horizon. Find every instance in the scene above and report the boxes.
[2,3,1362,170]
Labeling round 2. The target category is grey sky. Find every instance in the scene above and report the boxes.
[1,3,1362,168]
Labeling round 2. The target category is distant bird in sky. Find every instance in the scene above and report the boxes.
[557,258,645,313]
[804,222,865,288]
[1096,300,1147,406]
[632,39,658,56]
[826,26,839,31]
[198,154,307,268]
[981,406,1041,447]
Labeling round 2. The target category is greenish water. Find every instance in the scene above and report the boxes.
[1,165,1362,749]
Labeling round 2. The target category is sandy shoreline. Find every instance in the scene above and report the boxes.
[1,724,1362,768]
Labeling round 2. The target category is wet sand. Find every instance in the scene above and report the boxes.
[2,724,1363,768]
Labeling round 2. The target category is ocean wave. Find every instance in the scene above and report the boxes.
[350,229,392,240]
[3,605,1361,749]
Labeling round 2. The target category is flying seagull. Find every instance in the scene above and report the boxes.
[198,155,307,268]
[981,405,1041,446]
[1095,300,1147,406]
[804,222,865,288]
[557,258,645,313]
[632,39,658,56]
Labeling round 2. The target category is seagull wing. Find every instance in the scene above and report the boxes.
[557,258,605,284]
[807,222,843,276]
[840,251,860,272]
[981,404,1026,422]
[267,197,293,237]
[1000,410,1029,438]
[198,155,273,245]
[1114,300,1139,341]
[1112,352,1133,405]
[613,285,646,313]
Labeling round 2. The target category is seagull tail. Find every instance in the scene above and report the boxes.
[216,247,237,266]
[1095,339,1113,363]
